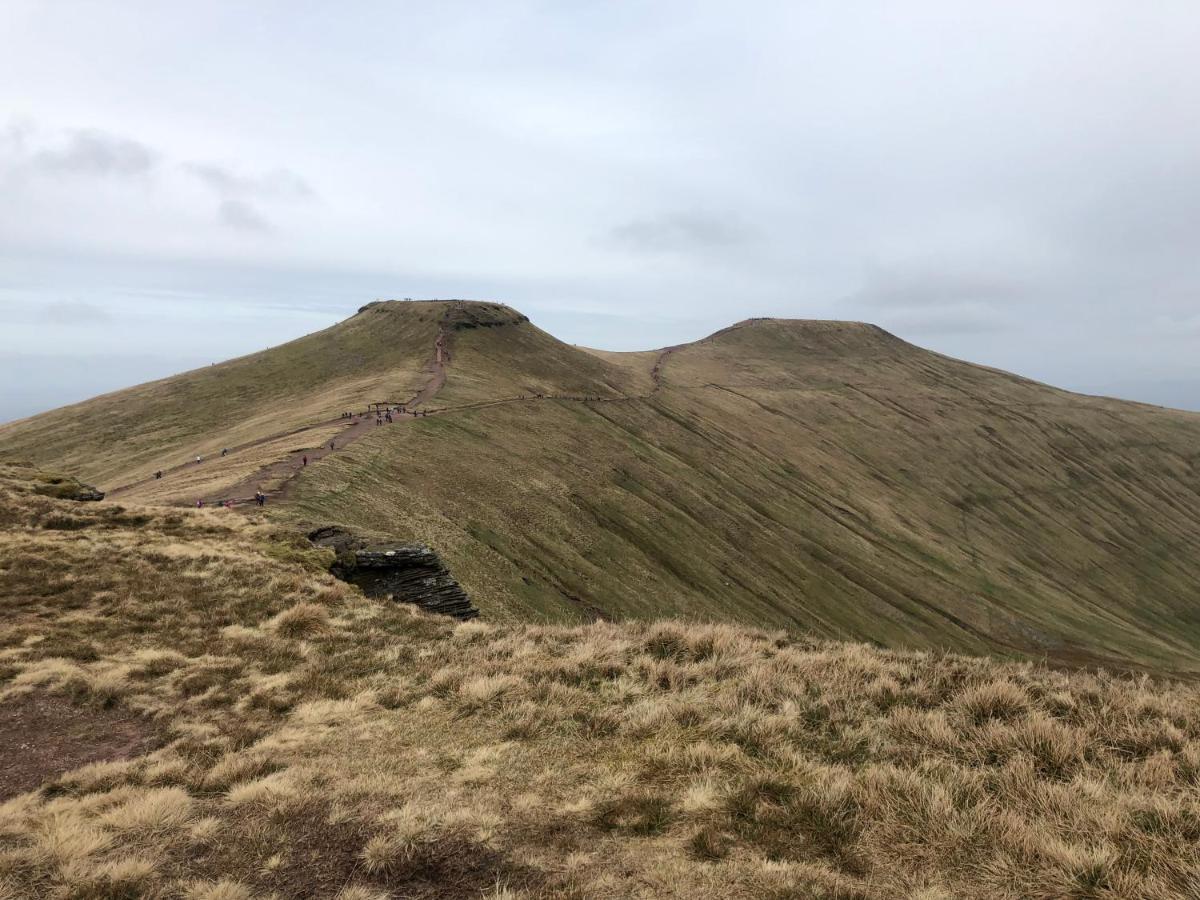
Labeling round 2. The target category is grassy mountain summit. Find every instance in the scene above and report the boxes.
[3,300,1200,673]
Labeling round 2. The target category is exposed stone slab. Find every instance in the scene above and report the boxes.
[310,527,478,620]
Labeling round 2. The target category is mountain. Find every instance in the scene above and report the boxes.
[3,299,1200,674]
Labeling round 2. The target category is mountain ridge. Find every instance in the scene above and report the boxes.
[3,299,1200,674]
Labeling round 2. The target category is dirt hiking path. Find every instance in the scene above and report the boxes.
[113,327,679,508]
[205,326,453,506]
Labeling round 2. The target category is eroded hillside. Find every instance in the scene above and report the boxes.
[1,463,1199,899]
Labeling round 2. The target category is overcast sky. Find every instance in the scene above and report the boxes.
[2,1,1199,422]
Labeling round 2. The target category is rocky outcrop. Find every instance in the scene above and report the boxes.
[32,475,105,502]
[71,485,106,502]
[349,548,478,620]
[310,527,478,620]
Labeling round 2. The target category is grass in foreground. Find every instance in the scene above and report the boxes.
[1,463,1199,898]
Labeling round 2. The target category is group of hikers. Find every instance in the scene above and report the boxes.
[339,404,434,426]
[153,400,435,510]
[195,491,267,510]
[337,406,434,426]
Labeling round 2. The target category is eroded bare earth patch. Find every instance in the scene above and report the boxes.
[0,692,157,800]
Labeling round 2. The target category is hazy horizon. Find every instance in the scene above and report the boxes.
[2,292,1196,424]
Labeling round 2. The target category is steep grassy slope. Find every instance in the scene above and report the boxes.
[280,312,1200,673]
[2,463,1200,899]
[4,301,1200,674]
[431,303,648,405]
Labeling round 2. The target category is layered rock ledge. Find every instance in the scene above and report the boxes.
[310,527,479,620]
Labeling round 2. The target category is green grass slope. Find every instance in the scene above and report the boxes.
[4,302,1200,674]
[280,313,1200,673]
[433,302,649,405]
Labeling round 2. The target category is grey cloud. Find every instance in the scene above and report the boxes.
[219,199,271,231]
[846,268,1026,311]
[30,129,157,177]
[185,162,312,234]
[1,119,31,155]
[41,300,112,324]
[839,268,1024,336]
[607,212,753,255]
[1145,310,1200,338]
[184,163,313,200]
[872,304,1010,337]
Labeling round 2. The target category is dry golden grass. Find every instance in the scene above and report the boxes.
[1,464,1200,898]
[114,423,347,505]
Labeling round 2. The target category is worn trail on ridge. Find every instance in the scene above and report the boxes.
[119,323,678,507]
[211,325,452,506]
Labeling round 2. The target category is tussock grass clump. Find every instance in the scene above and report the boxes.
[267,602,331,639]
[457,674,524,710]
[953,680,1030,725]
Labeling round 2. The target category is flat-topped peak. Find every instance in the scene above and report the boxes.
[717,316,889,334]
[691,316,906,357]
[355,299,529,329]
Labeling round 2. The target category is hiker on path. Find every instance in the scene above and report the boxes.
[330,441,335,451]
[195,455,202,464]
[221,448,228,457]
[154,470,162,480]
[196,499,204,508]
[302,455,308,467]
[254,491,265,507]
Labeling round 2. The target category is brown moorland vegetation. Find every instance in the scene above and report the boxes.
[2,463,1200,898]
